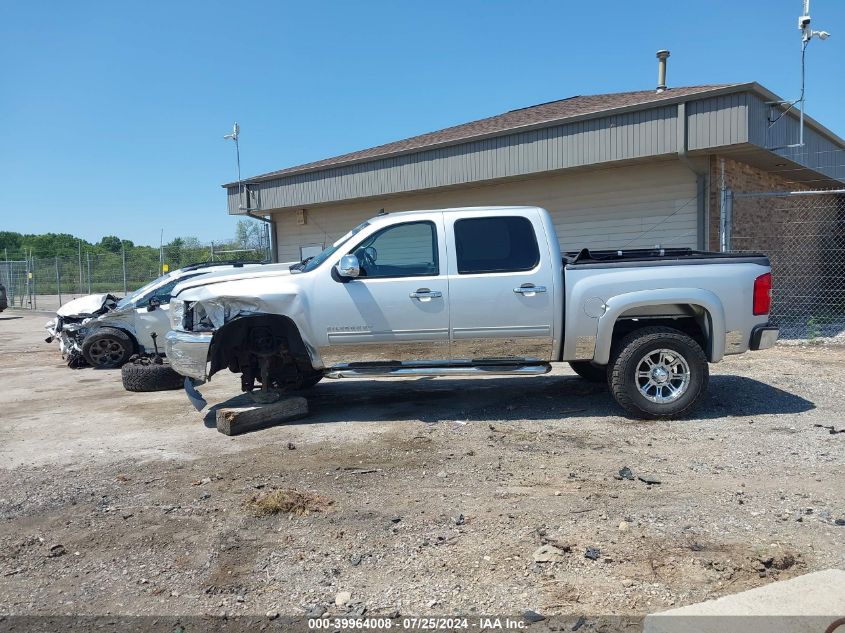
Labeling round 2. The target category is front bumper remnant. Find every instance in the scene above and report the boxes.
[184,377,208,412]
[164,330,212,381]
[750,324,779,351]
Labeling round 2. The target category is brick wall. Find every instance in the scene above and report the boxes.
[706,156,810,252]
[709,156,845,337]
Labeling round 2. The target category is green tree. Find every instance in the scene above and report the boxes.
[98,235,123,253]
[235,219,265,251]
[0,231,23,257]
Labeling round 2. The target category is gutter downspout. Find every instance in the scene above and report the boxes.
[237,184,278,263]
[246,210,277,263]
[676,101,709,250]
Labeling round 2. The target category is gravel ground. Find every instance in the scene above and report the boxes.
[0,311,843,622]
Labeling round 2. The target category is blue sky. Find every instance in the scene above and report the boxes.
[1,0,842,247]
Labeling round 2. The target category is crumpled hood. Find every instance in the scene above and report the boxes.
[172,272,306,331]
[172,262,296,296]
[56,293,118,318]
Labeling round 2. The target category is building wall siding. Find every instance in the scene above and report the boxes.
[271,160,698,263]
[747,94,845,182]
[686,93,750,150]
[230,105,681,213]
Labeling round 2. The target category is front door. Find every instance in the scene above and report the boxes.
[134,303,170,353]
[445,211,555,362]
[313,218,450,367]
[133,273,205,354]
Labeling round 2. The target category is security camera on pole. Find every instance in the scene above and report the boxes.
[792,0,832,147]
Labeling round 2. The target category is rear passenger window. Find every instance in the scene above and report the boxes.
[454,216,540,274]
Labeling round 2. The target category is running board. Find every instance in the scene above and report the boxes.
[324,363,551,379]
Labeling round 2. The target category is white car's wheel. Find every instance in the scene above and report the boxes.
[81,327,135,368]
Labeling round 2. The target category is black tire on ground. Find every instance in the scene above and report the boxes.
[81,327,135,368]
[121,362,184,392]
[568,361,608,383]
[608,326,709,420]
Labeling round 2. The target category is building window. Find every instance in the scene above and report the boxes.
[352,221,438,278]
[454,216,540,274]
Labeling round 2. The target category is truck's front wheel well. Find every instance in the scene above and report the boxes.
[208,314,315,387]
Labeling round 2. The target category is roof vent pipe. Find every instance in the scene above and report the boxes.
[656,50,670,93]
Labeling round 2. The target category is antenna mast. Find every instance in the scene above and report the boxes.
[223,122,274,261]
[791,0,831,147]
[224,122,252,210]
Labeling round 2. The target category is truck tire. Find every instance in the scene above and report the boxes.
[121,361,184,392]
[82,327,135,368]
[608,326,709,420]
[568,361,607,383]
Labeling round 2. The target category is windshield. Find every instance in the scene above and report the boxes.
[295,221,371,273]
[116,271,176,309]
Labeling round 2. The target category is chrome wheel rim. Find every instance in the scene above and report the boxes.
[89,338,125,365]
[635,348,690,404]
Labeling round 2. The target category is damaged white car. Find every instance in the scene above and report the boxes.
[45,261,264,368]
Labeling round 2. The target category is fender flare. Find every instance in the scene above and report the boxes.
[592,288,726,365]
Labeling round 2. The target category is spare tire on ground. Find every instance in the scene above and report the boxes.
[121,357,184,392]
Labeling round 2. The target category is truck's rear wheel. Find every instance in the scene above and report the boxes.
[568,361,607,383]
[608,327,708,420]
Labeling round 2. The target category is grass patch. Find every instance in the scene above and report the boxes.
[246,488,333,516]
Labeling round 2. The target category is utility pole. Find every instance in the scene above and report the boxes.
[3,247,9,306]
[121,241,128,294]
[86,251,91,294]
[32,252,37,310]
[159,229,164,275]
[25,249,34,309]
[78,241,83,297]
[55,256,62,307]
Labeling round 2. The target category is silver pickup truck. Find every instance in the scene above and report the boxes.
[165,206,778,419]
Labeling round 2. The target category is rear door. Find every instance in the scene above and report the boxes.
[445,210,555,362]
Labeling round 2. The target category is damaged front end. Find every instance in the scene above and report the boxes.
[167,288,318,409]
[45,294,119,368]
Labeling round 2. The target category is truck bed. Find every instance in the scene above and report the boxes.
[563,247,770,269]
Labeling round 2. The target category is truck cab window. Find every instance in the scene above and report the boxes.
[454,216,540,274]
[351,221,438,278]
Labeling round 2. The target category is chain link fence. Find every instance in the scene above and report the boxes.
[0,242,270,312]
[729,189,845,340]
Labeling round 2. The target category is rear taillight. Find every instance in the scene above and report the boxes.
[753,272,772,315]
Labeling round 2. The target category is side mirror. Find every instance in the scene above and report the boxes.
[336,254,360,279]
[147,297,161,311]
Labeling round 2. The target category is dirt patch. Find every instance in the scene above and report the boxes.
[246,489,333,516]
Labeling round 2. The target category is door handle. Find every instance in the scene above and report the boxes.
[409,288,443,299]
[513,285,547,294]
